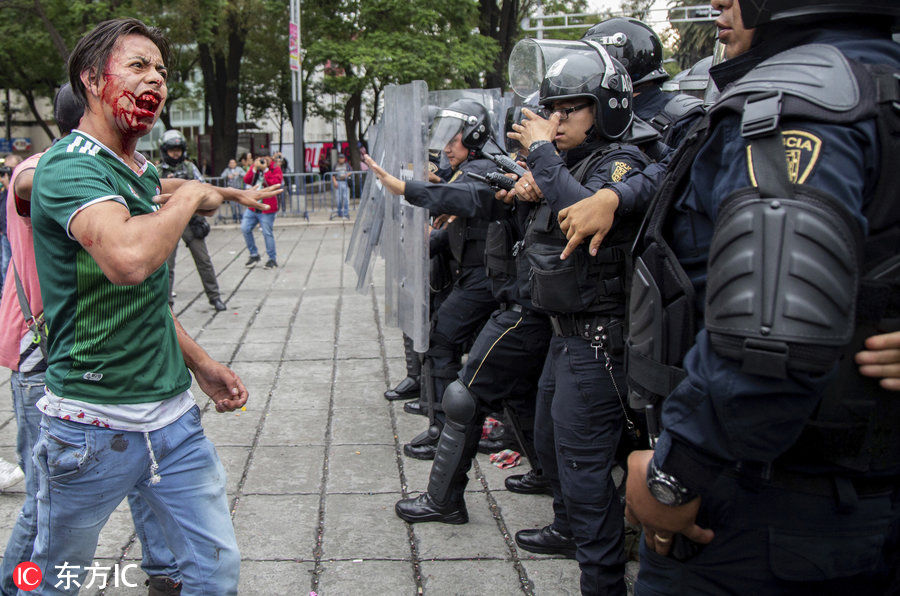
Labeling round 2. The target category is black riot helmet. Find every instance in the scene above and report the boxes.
[539,42,634,141]
[737,0,900,28]
[160,129,187,166]
[427,99,492,154]
[582,17,668,87]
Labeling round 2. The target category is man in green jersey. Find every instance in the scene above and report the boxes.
[29,18,246,595]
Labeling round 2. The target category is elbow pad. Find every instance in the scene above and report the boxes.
[705,187,864,379]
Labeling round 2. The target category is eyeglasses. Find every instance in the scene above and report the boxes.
[542,103,592,121]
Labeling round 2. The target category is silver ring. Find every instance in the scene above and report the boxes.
[654,535,672,543]
[523,182,530,189]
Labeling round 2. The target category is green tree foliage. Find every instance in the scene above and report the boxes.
[0,0,137,138]
[302,0,498,167]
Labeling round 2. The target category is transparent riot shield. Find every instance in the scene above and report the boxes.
[381,81,430,352]
[345,123,384,291]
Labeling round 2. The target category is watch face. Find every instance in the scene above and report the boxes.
[648,480,678,506]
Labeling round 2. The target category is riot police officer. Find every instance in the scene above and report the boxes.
[367,110,559,527]
[367,99,500,460]
[621,1,900,593]
[583,17,705,150]
[158,130,226,311]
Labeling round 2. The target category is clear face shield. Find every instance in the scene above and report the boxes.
[508,38,619,100]
[427,110,469,154]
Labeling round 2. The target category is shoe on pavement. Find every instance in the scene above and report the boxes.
[0,458,24,491]
[146,575,182,596]
[403,400,428,417]
[403,427,440,460]
[384,376,420,400]
[210,299,227,311]
[505,469,553,495]
[395,493,468,524]
[515,525,577,558]
[264,259,277,269]
[245,255,261,268]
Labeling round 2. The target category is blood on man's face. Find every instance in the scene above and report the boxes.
[96,34,167,137]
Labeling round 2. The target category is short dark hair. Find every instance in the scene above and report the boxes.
[67,18,171,109]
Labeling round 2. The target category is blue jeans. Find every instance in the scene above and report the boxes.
[241,209,276,262]
[335,183,350,217]
[30,406,239,595]
[0,235,11,289]
[0,372,45,596]
[0,372,181,594]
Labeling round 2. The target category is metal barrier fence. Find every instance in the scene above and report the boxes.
[204,171,369,222]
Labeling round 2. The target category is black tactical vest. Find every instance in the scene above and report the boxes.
[626,43,900,474]
[519,144,640,316]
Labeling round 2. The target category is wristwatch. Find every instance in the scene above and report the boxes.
[528,140,551,153]
[646,458,697,506]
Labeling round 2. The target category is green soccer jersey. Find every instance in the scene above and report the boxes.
[31,130,191,404]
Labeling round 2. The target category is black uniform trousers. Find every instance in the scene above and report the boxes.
[433,307,553,503]
[166,223,220,304]
[425,266,497,423]
[534,334,627,596]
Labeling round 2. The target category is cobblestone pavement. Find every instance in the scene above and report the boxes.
[0,215,598,595]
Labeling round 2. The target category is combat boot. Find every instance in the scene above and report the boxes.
[395,492,468,524]
[384,376,420,400]
[505,469,553,495]
[403,425,441,460]
[515,525,577,558]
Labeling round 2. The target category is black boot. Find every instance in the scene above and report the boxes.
[395,492,468,524]
[403,400,428,416]
[384,376,420,401]
[505,469,553,495]
[146,576,182,596]
[478,421,518,454]
[403,425,441,460]
[515,525,577,558]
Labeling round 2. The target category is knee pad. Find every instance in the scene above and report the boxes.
[442,380,477,424]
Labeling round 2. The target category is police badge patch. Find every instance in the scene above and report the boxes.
[747,129,823,186]
[611,161,632,183]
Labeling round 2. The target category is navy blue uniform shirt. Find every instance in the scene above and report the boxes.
[653,29,900,481]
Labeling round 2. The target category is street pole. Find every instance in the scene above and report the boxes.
[289,0,307,218]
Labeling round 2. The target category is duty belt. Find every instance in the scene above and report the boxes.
[550,314,625,353]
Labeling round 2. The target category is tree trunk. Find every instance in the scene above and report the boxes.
[197,14,246,173]
[343,89,361,170]
[20,87,55,141]
[480,0,520,89]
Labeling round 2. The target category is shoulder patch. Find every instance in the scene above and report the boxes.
[610,161,632,183]
[746,129,823,186]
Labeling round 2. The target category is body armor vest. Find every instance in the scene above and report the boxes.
[519,145,638,316]
[626,43,900,474]
[157,160,197,181]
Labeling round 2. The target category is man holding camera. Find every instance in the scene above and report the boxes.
[242,155,281,269]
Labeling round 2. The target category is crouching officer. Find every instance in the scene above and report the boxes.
[506,44,651,595]
[623,0,900,593]
[158,129,226,311]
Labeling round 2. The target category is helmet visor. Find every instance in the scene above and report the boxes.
[509,38,598,98]
[427,110,468,153]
